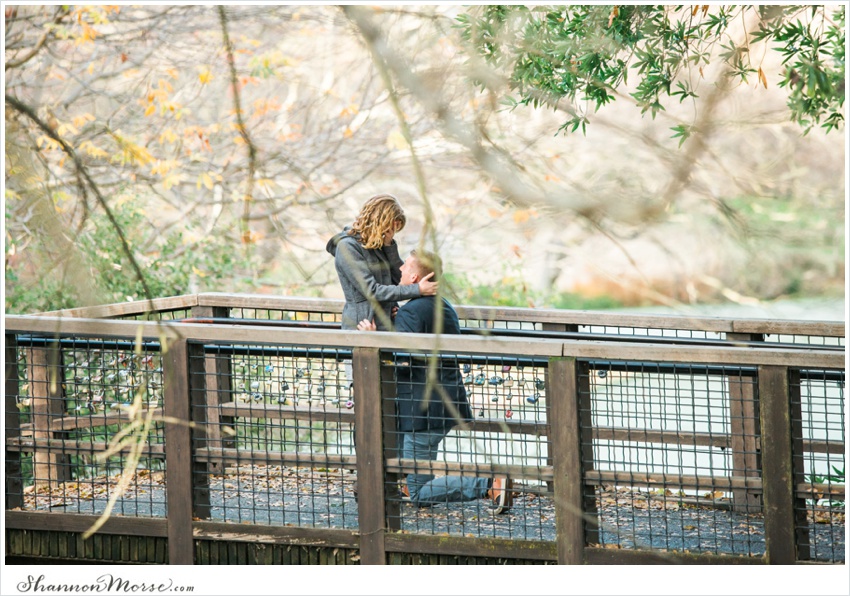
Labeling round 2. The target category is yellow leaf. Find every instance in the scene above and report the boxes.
[79,140,109,159]
[758,67,768,89]
[199,68,213,85]
[339,104,359,117]
[163,173,182,190]
[144,103,156,117]
[513,210,530,224]
[192,266,207,278]
[72,113,96,128]
[202,173,213,190]
[110,131,155,166]
[386,128,407,150]
[343,127,353,138]
[56,122,79,136]
[158,128,177,144]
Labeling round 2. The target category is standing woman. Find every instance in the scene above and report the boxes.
[326,194,438,331]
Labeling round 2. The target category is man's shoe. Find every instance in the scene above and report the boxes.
[488,475,513,514]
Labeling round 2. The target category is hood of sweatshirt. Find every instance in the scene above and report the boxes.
[326,226,355,256]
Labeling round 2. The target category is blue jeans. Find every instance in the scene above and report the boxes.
[402,428,490,506]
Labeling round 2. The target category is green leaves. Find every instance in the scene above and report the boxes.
[669,124,692,147]
[456,5,845,141]
[773,6,845,133]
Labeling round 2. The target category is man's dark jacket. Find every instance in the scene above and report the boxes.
[393,296,472,432]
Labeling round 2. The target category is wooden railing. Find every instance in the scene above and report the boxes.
[38,292,845,343]
[5,296,845,565]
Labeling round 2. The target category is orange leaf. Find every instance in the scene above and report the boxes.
[607,6,618,27]
[513,210,530,224]
[758,67,768,89]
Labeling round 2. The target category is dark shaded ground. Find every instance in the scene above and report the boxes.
[24,466,844,563]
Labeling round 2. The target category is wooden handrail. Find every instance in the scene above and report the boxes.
[24,292,845,338]
[5,316,844,368]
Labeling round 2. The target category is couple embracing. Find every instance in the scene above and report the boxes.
[326,194,512,513]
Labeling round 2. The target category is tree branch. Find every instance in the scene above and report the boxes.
[218,6,258,245]
[5,93,156,307]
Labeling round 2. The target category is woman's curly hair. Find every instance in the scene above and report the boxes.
[349,194,406,249]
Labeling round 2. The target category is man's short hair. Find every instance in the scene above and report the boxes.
[410,249,442,282]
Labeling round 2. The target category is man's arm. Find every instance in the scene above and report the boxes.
[393,307,421,334]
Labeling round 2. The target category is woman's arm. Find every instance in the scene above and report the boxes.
[336,240,420,303]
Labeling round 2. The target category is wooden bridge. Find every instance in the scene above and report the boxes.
[4,293,845,565]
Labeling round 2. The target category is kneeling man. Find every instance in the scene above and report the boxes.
[358,250,511,512]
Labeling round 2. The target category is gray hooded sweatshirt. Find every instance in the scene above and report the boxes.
[326,228,421,330]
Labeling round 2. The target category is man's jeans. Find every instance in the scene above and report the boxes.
[402,428,490,506]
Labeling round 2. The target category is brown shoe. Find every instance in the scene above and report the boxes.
[399,482,410,499]
[488,475,513,514]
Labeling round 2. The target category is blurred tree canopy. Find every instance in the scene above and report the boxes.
[4,5,845,314]
[456,5,845,139]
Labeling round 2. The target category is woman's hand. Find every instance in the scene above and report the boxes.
[357,318,377,331]
[418,271,438,296]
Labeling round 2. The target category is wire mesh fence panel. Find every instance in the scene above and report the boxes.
[384,352,554,541]
[126,309,193,322]
[191,344,357,529]
[581,361,768,557]
[792,369,845,563]
[456,319,540,332]
[7,336,167,518]
[225,307,341,324]
[764,334,845,349]
[577,325,723,342]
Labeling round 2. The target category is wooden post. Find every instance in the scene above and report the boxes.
[188,342,211,519]
[542,323,577,495]
[577,360,599,545]
[788,369,810,560]
[549,357,585,565]
[758,365,796,564]
[353,347,386,565]
[5,334,24,509]
[163,338,194,565]
[381,359,401,532]
[727,333,763,512]
[192,305,232,474]
[29,342,71,488]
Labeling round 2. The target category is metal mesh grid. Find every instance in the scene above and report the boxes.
[764,334,845,348]
[190,344,357,528]
[582,360,767,557]
[7,337,167,517]
[225,307,341,323]
[577,326,721,341]
[120,309,192,322]
[457,319,539,331]
[792,369,845,563]
[384,352,554,541]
